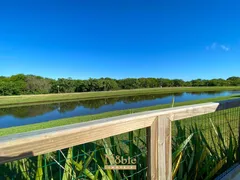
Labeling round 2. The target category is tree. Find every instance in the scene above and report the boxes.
[117,78,139,89]
[51,78,75,93]
[191,79,207,86]
[98,78,119,91]
[172,79,185,87]
[208,79,227,86]
[227,76,240,86]
[25,75,52,94]
[158,78,174,87]
[0,74,239,96]
[75,80,89,92]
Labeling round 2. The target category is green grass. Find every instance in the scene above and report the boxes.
[0,86,240,107]
[0,94,239,179]
[172,107,240,179]
[0,129,148,180]
[1,107,239,179]
[0,95,239,137]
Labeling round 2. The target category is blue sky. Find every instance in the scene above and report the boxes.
[0,0,239,80]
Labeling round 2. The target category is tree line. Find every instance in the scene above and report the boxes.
[0,74,239,96]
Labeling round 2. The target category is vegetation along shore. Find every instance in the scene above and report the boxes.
[0,86,240,107]
[0,74,239,96]
[0,95,239,136]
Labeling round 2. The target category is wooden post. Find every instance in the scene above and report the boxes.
[1,99,239,170]
[147,118,158,180]
[147,116,172,180]
[158,115,172,180]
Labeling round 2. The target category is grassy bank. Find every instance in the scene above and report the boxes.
[1,95,239,179]
[0,94,239,137]
[1,109,239,179]
[0,86,240,107]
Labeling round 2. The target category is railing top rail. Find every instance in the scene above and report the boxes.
[0,98,239,164]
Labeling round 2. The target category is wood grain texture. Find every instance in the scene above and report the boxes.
[157,116,172,180]
[0,116,155,164]
[0,98,239,165]
[147,118,158,180]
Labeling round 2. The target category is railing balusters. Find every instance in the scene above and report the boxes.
[0,98,239,180]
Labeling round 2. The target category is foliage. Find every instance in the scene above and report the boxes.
[0,96,239,137]
[1,112,239,179]
[25,75,52,94]
[0,130,148,180]
[0,74,240,96]
[172,116,239,179]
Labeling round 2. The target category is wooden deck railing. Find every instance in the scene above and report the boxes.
[0,98,240,180]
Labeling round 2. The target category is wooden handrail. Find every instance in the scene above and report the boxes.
[0,98,239,179]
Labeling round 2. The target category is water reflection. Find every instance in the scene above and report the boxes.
[0,91,239,128]
[0,93,171,118]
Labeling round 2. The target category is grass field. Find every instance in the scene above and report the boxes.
[171,105,240,179]
[0,94,239,137]
[1,96,239,179]
[0,90,239,179]
[0,86,240,107]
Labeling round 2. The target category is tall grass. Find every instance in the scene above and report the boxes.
[172,121,239,179]
[0,109,239,179]
[172,108,240,180]
[0,129,148,180]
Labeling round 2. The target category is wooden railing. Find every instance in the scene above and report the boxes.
[0,98,240,180]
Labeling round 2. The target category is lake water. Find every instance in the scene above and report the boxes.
[0,90,240,128]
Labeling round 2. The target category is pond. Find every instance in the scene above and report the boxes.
[0,90,240,128]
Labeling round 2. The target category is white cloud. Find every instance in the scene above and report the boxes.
[220,45,230,51]
[206,43,230,52]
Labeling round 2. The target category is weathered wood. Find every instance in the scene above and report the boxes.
[0,116,156,164]
[158,116,172,180]
[147,118,158,180]
[0,98,239,165]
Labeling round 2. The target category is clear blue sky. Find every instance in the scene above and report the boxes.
[0,0,239,80]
